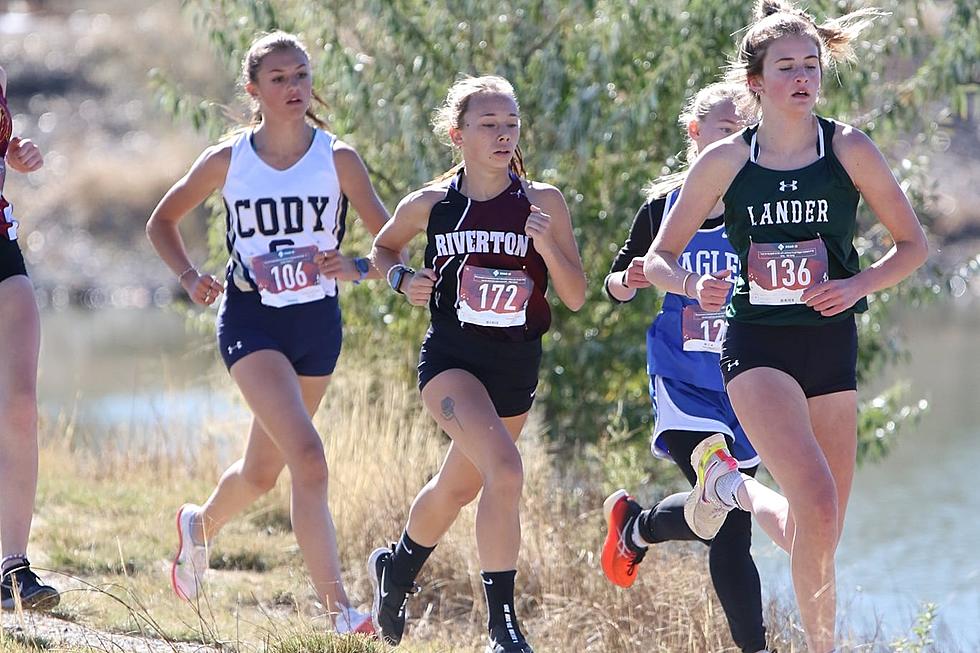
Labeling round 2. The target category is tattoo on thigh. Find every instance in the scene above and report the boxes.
[441,396,463,430]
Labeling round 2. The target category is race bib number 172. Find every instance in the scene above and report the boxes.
[457,265,533,328]
[748,237,828,305]
[251,245,325,308]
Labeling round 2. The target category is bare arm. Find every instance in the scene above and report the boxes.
[322,142,391,281]
[801,125,929,316]
[526,183,587,311]
[371,187,442,306]
[145,144,230,305]
[644,142,744,310]
[1,68,44,177]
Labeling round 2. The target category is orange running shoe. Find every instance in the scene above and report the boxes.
[601,489,648,588]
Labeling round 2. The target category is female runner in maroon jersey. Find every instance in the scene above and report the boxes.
[368,75,586,653]
[0,64,60,611]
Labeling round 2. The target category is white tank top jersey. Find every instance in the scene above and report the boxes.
[221,128,348,305]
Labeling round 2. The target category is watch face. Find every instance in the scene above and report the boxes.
[355,257,370,274]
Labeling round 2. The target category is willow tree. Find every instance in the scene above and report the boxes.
[161,0,978,455]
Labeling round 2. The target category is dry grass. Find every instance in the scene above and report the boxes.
[16,370,945,653]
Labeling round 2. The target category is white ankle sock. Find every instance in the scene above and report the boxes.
[713,469,746,510]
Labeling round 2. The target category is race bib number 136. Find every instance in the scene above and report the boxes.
[457,265,533,328]
[251,245,325,308]
[748,237,828,305]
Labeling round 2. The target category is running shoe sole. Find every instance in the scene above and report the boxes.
[601,489,638,588]
[684,435,736,540]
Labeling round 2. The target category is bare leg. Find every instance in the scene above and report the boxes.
[195,376,328,541]
[728,367,841,653]
[404,412,528,547]
[230,351,348,613]
[0,276,41,559]
[737,477,794,553]
[418,370,526,572]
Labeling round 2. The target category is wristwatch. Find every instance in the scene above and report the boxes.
[353,257,371,284]
[387,264,415,294]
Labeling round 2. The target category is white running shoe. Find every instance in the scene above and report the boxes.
[334,605,376,635]
[684,434,739,540]
[171,503,209,601]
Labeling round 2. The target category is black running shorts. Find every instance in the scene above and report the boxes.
[719,316,858,397]
[418,324,542,418]
[0,237,28,284]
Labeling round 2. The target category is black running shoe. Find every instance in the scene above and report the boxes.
[368,544,418,645]
[485,633,535,653]
[1,559,59,611]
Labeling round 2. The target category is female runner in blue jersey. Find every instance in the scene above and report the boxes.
[146,32,389,633]
[644,2,928,650]
[0,64,60,611]
[600,82,772,653]
[368,76,586,653]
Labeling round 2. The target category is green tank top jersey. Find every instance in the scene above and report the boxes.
[723,116,868,326]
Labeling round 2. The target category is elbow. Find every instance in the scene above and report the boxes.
[564,284,587,312]
[145,217,157,243]
[905,230,930,270]
[914,232,930,269]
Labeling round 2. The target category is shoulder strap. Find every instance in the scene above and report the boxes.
[662,186,682,219]
[449,167,465,192]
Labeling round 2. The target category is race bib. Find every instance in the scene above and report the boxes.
[0,199,17,241]
[250,245,325,308]
[681,306,728,354]
[457,265,533,328]
[748,237,828,305]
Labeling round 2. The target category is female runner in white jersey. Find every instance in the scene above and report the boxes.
[146,32,389,633]
[643,2,928,650]
[0,64,60,611]
[368,76,586,653]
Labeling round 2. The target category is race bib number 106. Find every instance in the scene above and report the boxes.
[748,237,828,305]
[251,245,325,308]
[457,265,533,328]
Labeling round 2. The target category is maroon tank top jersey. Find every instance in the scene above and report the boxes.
[0,87,15,238]
[424,170,550,342]
[0,88,12,159]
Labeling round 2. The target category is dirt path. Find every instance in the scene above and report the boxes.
[1,610,216,653]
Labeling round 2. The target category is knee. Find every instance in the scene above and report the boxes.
[794,476,839,545]
[240,461,281,494]
[427,476,483,510]
[287,439,329,488]
[482,449,524,499]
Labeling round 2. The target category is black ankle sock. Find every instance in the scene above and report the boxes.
[637,505,659,544]
[389,530,435,587]
[482,569,525,644]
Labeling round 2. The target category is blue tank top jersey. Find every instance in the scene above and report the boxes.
[607,187,739,392]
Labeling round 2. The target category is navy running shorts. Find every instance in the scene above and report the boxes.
[216,286,343,377]
[0,237,27,284]
[719,316,858,397]
[417,324,542,418]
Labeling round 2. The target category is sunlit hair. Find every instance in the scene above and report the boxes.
[430,75,526,183]
[240,31,329,130]
[644,82,750,199]
[726,0,885,115]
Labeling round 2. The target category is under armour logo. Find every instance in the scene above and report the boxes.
[227,340,243,355]
[779,180,798,192]
[726,359,740,371]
